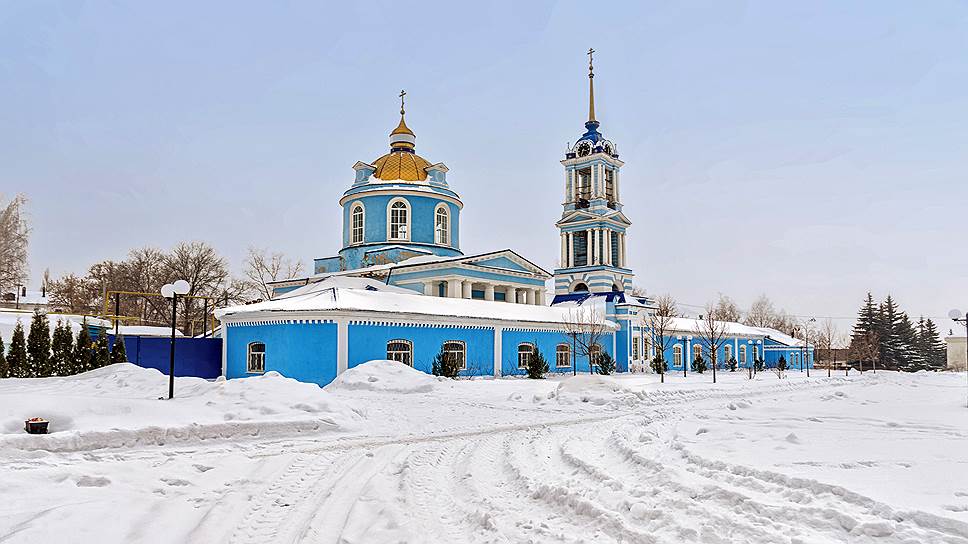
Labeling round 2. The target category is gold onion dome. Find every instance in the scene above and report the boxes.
[372,90,431,181]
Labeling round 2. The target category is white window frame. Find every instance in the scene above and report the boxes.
[387,339,413,367]
[442,340,466,370]
[434,204,450,246]
[739,345,747,364]
[590,343,602,368]
[632,336,640,361]
[673,345,682,366]
[247,342,265,374]
[517,343,535,369]
[693,345,702,361]
[555,343,571,368]
[724,344,732,362]
[387,198,410,241]
[350,202,365,245]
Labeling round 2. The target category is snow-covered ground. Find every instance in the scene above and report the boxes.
[0,363,966,543]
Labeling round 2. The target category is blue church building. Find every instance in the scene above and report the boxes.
[217,55,812,385]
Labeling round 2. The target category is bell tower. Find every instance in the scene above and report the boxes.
[553,49,634,295]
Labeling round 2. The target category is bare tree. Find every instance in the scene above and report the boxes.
[0,194,29,291]
[744,294,776,327]
[697,302,730,383]
[816,319,844,377]
[561,305,610,375]
[645,294,679,383]
[242,247,304,301]
[713,294,741,323]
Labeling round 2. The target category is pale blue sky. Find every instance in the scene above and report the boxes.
[2,1,967,327]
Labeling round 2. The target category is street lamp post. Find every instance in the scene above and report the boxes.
[806,317,815,378]
[161,280,190,400]
[948,309,968,408]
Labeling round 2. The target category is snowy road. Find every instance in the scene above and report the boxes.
[1,368,967,543]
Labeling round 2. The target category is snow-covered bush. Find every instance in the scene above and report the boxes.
[595,352,616,375]
[527,346,549,379]
[691,354,706,374]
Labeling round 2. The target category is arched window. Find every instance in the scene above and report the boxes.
[350,203,365,244]
[572,282,588,293]
[388,199,410,240]
[724,344,732,362]
[555,344,571,368]
[590,344,602,368]
[517,343,535,369]
[632,337,640,360]
[387,339,413,367]
[434,204,449,245]
[739,345,747,364]
[247,342,265,373]
[693,344,702,361]
[442,340,466,370]
[673,345,683,366]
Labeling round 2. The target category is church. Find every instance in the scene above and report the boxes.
[216,53,812,385]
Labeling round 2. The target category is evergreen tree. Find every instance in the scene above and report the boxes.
[776,355,787,377]
[73,322,94,373]
[0,335,7,378]
[527,345,549,379]
[110,333,128,365]
[8,321,28,378]
[594,351,616,375]
[92,333,111,370]
[919,318,946,370]
[430,346,460,378]
[726,356,738,372]
[691,354,706,374]
[26,311,52,377]
[878,296,903,370]
[50,320,75,376]
[849,293,881,367]
[894,312,921,371]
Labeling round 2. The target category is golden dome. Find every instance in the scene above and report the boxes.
[390,115,414,137]
[372,150,431,181]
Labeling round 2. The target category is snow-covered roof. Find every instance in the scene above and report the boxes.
[663,317,810,346]
[0,311,109,344]
[1,289,48,305]
[218,276,613,328]
[115,325,185,337]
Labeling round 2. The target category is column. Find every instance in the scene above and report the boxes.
[619,233,626,267]
[423,282,435,296]
[484,284,495,301]
[588,229,595,265]
[536,289,545,306]
[493,326,503,377]
[462,281,472,299]
[685,337,692,371]
[560,234,566,267]
[447,279,460,298]
[566,232,573,267]
[604,229,612,266]
[506,286,517,304]
[336,317,348,375]
[525,289,533,305]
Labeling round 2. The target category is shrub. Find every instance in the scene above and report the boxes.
[431,347,461,379]
[527,346,549,379]
[691,354,706,374]
[777,355,787,372]
[726,357,738,372]
[650,355,667,375]
[595,351,616,375]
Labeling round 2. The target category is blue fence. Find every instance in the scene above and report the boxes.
[107,335,222,379]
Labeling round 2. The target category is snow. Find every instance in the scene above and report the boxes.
[0,364,361,453]
[326,359,439,394]
[115,325,184,337]
[1,367,967,543]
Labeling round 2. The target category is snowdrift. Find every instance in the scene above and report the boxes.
[326,359,439,394]
[0,364,362,452]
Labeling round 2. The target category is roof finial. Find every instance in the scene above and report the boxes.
[390,89,415,149]
[399,89,406,116]
[587,48,596,123]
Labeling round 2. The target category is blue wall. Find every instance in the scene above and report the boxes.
[108,334,222,379]
[500,329,614,376]
[224,322,338,386]
[338,193,462,270]
[347,323,494,377]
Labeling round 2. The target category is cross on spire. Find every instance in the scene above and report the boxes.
[399,89,406,115]
[586,48,596,123]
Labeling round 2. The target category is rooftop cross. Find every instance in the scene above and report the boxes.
[586,48,596,123]
[399,89,406,116]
